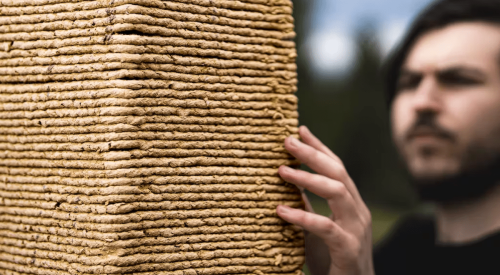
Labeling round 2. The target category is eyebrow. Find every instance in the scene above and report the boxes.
[399,66,487,80]
[436,66,487,81]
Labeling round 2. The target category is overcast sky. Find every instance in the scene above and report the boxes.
[305,0,433,79]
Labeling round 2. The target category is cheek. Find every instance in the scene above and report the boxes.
[391,96,414,143]
[445,90,500,144]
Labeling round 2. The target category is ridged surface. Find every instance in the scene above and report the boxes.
[0,0,304,274]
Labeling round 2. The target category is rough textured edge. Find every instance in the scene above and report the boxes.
[0,73,297,94]
[0,140,289,153]
[0,207,301,226]
[0,214,293,234]
[0,79,295,95]
[3,36,296,60]
[0,62,297,81]
[0,97,296,112]
[0,117,297,129]
[0,147,292,160]
[0,23,295,49]
[0,124,296,137]
[0,88,298,103]
[0,0,294,23]
[0,165,289,178]
[0,244,304,269]
[0,182,295,195]
[0,5,294,31]
[0,174,286,187]
[0,53,297,72]
[0,104,297,119]
[0,230,295,249]
[0,0,293,16]
[0,258,303,275]
[0,132,299,144]
[0,237,302,258]
[0,13,294,41]
[0,190,301,207]
[0,221,302,241]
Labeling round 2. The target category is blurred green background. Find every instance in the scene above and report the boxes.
[289,0,427,273]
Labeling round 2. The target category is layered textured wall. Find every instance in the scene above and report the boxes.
[0,0,304,274]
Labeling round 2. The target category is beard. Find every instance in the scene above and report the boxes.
[409,147,500,203]
[398,112,500,203]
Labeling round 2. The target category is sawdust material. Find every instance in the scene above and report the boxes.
[0,182,296,195]
[0,26,294,49]
[0,80,295,97]
[0,147,292,160]
[0,0,294,23]
[0,107,297,121]
[0,116,298,129]
[0,88,298,103]
[0,63,297,80]
[0,174,286,187]
[0,0,304,273]
[0,132,298,144]
[0,54,297,72]
[0,124,296,137]
[0,79,295,94]
[3,37,296,60]
[0,237,303,258]
[0,139,289,152]
[0,6,294,31]
[0,14,294,40]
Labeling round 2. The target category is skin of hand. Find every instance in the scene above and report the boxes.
[276,126,374,275]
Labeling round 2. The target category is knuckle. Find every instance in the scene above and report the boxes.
[326,183,347,199]
[335,156,345,166]
[297,170,311,182]
[322,220,338,235]
[311,148,322,162]
[360,207,372,227]
[338,168,350,182]
[302,213,320,229]
[338,238,362,263]
[296,211,308,225]
[365,209,372,223]
[351,241,363,258]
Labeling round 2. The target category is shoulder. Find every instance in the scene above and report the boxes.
[373,213,435,275]
[381,213,435,244]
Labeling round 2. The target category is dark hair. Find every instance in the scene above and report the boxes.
[383,0,500,106]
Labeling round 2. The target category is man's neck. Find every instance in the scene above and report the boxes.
[435,184,500,244]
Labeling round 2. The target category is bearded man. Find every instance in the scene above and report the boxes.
[277,0,500,274]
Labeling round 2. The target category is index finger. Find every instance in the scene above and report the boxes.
[284,136,362,203]
[285,136,350,185]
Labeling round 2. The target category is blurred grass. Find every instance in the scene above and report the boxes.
[302,196,405,275]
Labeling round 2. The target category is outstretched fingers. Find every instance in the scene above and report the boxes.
[279,166,358,220]
[284,135,362,202]
[284,136,347,182]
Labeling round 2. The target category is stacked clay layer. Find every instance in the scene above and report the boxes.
[0,0,305,274]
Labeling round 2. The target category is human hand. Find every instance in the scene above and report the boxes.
[277,126,374,275]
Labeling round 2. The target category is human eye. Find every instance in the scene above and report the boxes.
[438,70,484,87]
[396,74,421,92]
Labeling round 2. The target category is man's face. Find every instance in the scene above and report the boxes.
[391,22,500,201]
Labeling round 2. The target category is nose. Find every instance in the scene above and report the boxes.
[411,76,442,114]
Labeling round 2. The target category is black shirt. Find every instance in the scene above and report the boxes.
[373,214,500,275]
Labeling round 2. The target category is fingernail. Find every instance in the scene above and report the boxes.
[302,125,311,134]
[277,205,291,214]
[280,165,293,174]
[288,136,299,148]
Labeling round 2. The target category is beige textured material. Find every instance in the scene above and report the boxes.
[0,0,304,274]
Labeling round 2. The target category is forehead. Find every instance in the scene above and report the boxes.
[404,22,500,72]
